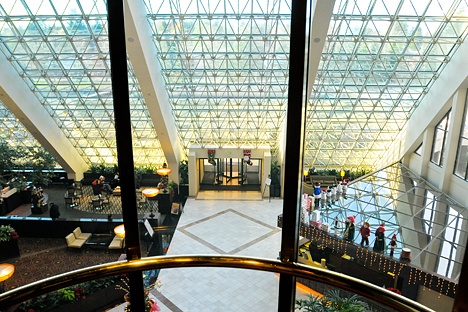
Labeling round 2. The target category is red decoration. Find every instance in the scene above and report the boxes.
[386,287,402,295]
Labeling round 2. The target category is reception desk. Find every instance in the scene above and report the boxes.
[0,188,22,216]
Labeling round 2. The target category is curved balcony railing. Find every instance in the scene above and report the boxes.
[0,255,434,311]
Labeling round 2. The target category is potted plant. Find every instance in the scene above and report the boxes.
[117,276,161,312]
[0,225,18,242]
[0,225,19,259]
[296,290,370,311]
[167,180,179,201]
[179,160,188,184]
[270,159,281,197]
[178,160,189,200]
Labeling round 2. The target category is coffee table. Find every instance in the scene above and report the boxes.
[85,234,113,249]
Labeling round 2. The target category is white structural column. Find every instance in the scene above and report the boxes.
[439,89,467,193]
[124,0,183,181]
[188,152,198,197]
[306,0,336,98]
[0,52,88,180]
[262,152,272,198]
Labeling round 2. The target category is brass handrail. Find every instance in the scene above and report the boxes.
[0,255,434,311]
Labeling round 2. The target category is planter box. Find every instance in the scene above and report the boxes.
[0,239,20,260]
[157,193,172,214]
[140,174,161,187]
[20,190,32,205]
[46,283,125,312]
[81,173,114,186]
[270,184,281,197]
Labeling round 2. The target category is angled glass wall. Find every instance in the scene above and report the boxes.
[0,0,165,166]
[315,162,466,281]
[0,0,467,170]
[305,0,468,169]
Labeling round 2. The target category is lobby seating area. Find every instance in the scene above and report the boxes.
[72,227,92,241]
[59,184,167,216]
[65,232,87,250]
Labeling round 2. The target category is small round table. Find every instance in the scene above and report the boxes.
[0,263,14,293]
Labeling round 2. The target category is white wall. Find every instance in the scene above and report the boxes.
[187,147,271,197]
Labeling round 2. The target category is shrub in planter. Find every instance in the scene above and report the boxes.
[0,225,18,242]
[295,290,370,312]
[17,276,121,312]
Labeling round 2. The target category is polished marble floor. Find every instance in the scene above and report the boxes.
[144,191,309,311]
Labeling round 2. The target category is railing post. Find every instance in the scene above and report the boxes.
[278,0,311,310]
[106,1,145,311]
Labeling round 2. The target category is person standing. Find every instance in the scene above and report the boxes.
[373,223,386,252]
[389,234,397,257]
[359,222,370,247]
[313,182,321,207]
[344,216,356,242]
[49,202,60,220]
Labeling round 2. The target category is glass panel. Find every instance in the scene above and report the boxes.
[303,163,465,281]
[454,138,468,179]
[431,112,451,166]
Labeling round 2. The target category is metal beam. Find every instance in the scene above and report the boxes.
[306,0,336,99]
[0,52,87,179]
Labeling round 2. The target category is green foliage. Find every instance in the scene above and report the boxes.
[179,159,188,184]
[270,159,281,185]
[17,276,119,312]
[88,164,116,174]
[57,288,76,302]
[167,180,178,191]
[296,290,370,312]
[0,225,16,242]
[308,168,372,180]
[135,165,157,174]
[0,142,58,188]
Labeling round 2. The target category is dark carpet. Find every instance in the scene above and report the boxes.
[6,237,120,291]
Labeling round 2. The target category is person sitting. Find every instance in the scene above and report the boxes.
[111,172,120,189]
[99,176,113,194]
[92,177,103,195]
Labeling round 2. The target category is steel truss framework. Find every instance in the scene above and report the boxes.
[0,0,466,170]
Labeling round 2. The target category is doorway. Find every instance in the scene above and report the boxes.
[199,158,262,191]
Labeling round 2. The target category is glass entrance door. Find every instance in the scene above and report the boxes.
[199,158,262,191]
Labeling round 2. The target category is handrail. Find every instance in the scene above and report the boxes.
[0,255,434,311]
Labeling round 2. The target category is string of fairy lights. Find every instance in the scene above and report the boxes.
[294,221,457,298]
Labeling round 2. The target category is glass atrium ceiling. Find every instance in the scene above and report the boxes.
[0,0,467,169]
[312,162,466,281]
